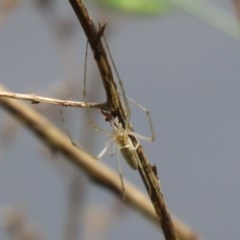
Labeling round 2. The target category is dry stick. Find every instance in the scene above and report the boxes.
[67,1,181,240]
[0,84,198,240]
[0,91,105,109]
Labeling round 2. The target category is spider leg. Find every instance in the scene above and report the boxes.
[97,138,115,159]
[127,96,156,142]
[117,146,126,199]
[102,35,131,126]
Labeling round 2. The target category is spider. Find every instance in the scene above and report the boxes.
[84,35,156,193]
[98,110,140,170]
[90,100,155,195]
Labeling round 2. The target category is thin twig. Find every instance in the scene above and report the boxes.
[0,84,198,240]
[0,91,105,109]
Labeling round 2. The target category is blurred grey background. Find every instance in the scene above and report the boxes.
[0,0,239,239]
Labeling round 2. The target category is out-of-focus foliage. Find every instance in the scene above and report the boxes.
[89,0,172,15]
[89,0,240,42]
[233,0,240,20]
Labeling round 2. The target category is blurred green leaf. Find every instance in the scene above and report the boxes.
[90,0,240,42]
[94,0,172,15]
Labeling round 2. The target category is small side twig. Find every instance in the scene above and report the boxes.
[0,91,105,109]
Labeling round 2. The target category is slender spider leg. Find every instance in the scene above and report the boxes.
[59,110,77,147]
[102,35,131,127]
[83,41,111,138]
[94,121,126,197]
[102,35,156,143]
[97,138,115,159]
[59,110,92,155]
[117,146,125,198]
[127,96,156,142]
[83,40,89,99]
[108,139,117,156]
[88,119,112,136]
